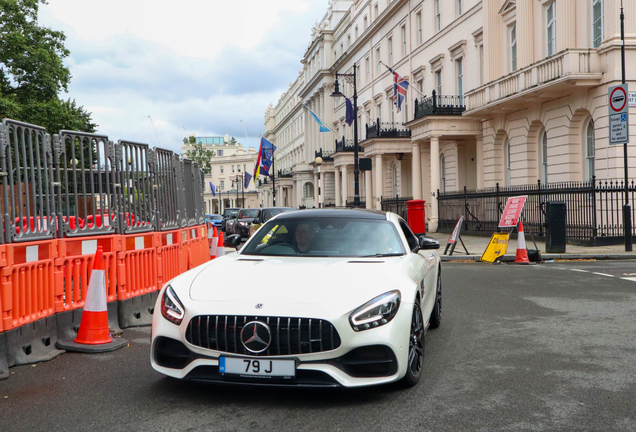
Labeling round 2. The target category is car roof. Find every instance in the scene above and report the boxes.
[261,207,296,210]
[274,208,387,220]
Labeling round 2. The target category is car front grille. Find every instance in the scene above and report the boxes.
[185,315,342,356]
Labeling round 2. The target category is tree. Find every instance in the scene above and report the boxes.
[0,0,96,133]
[184,141,215,174]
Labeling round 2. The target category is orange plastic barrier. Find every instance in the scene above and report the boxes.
[55,235,122,312]
[156,230,184,288]
[0,245,6,333]
[0,240,57,331]
[117,232,159,300]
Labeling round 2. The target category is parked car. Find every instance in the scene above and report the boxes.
[232,208,260,239]
[221,208,240,233]
[205,214,223,230]
[151,208,442,388]
[249,207,296,237]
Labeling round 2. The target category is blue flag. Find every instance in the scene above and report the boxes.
[260,137,276,176]
[244,172,252,189]
[345,97,354,126]
[303,103,330,132]
[209,182,216,196]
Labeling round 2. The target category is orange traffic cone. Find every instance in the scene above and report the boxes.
[56,247,128,352]
[217,231,225,257]
[209,226,218,259]
[513,222,532,264]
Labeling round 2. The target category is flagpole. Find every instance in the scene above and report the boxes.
[301,103,339,137]
[379,60,426,98]
[272,146,276,206]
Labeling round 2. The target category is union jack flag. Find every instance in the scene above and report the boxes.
[388,66,409,112]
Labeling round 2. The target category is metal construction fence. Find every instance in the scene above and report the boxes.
[438,179,636,246]
[0,118,205,244]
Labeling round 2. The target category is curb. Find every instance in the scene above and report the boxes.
[441,253,636,262]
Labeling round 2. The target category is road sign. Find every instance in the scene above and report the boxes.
[448,215,464,244]
[610,113,629,144]
[499,196,527,228]
[481,232,510,263]
[609,84,629,115]
[630,92,636,107]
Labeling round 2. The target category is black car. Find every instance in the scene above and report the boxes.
[222,207,240,233]
[232,208,260,238]
[249,207,296,237]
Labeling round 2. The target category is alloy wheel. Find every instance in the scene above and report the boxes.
[408,303,424,377]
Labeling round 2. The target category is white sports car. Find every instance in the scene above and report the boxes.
[151,209,442,388]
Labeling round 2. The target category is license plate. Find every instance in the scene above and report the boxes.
[219,357,295,378]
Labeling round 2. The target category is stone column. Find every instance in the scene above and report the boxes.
[334,166,341,207]
[342,166,349,205]
[430,136,440,232]
[365,168,373,209]
[374,155,383,210]
[556,0,576,51]
[476,135,484,189]
[412,141,422,199]
[483,0,503,83]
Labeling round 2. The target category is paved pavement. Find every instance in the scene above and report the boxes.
[2,262,636,431]
[427,231,636,261]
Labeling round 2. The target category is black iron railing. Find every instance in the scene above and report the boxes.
[437,178,636,246]
[381,196,413,220]
[345,197,366,208]
[365,120,411,140]
[335,136,364,153]
[414,90,466,120]
[277,168,293,178]
[314,148,334,162]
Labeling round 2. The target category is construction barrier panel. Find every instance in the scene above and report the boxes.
[156,229,184,288]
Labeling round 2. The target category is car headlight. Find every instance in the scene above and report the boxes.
[161,285,185,325]
[239,221,249,226]
[349,290,400,332]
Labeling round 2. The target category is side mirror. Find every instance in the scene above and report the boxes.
[418,236,440,250]
[252,218,259,224]
[224,234,242,250]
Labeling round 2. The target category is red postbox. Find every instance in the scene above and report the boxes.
[405,199,426,235]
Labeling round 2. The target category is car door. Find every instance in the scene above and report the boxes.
[398,220,428,302]
[399,220,436,318]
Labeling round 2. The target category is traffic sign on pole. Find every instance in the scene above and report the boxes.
[609,84,630,145]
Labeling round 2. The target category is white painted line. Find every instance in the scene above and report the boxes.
[571,269,589,273]
[621,277,636,282]
[26,245,39,263]
[592,272,614,277]
[82,240,97,255]
[135,236,144,250]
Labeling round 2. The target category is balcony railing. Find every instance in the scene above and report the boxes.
[315,148,334,162]
[413,90,466,120]
[335,136,364,153]
[365,120,411,140]
[465,49,601,112]
[277,168,293,178]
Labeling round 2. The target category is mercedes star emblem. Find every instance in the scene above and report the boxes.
[255,303,263,309]
[240,321,272,353]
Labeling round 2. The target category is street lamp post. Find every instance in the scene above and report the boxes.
[331,64,360,207]
[315,156,323,208]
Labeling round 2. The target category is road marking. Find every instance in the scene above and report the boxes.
[571,269,589,273]
[592,272,614,277]
[621,277,636,282]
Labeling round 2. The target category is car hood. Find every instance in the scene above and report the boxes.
[189,254,407,311]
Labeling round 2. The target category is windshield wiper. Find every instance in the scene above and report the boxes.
[360,253,405,258]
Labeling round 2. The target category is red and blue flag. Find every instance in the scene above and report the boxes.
[388,66,409,112]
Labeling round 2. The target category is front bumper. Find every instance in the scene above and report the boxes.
[235,223,250,238]
[150,302,413,388]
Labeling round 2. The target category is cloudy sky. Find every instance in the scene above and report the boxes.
[39,0,329,153]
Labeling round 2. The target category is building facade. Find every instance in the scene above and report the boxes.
[262,0,636,232]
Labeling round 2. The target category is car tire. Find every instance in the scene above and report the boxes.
[402,302,424,388]
[429,268,442,329]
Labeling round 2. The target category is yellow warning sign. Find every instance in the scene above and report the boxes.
[481,232,510,263]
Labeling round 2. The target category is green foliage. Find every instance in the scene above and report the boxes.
[0,0,96,134]
[228,136,237,145]
[184,141,215,174]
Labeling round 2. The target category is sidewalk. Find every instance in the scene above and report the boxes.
[427,231,636,261]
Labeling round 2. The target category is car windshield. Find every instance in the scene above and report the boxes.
[223,209,237,217]
[239,209,259,218]
[263,208,294,222]
[241,216,405,257]
[209,215,222,221]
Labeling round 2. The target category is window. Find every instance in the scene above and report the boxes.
[364,16,368,30]
[510,24,517,71]
[244,164,247,172]
[399,220,419,252]
[220,180,224,190]
[217,149,223,157]
[456,58,464,98]
[403,92,408,121]
[417,80,423,94]
[374,3,379,19]
[388,37,393,66]
[365,57,370,82]
[232,165,235,172]
[416,12,422,45]
[376,101,382,124]
[586,120,595,181]
[435,70,442,95]
[390,96,395,123]
[376,47,381,75]
[334,50,337,60]
[303,182,314,198]
[347,35,351,49]
[541,131,549,184]
[546,2,556,56]
[435,0,441,31]
[401,25,407,57]
[355,26,359,40]
[340,42,344,55]
[505,138,511,185]
[237,165,241,172]
[457,0,462,16]
[479,44,484,85]
[393,165,398,195]
[440,154,446,193]
[220,165,224,173]
[592,0,603,48]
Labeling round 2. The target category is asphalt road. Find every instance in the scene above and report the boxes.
[1,261,636,432]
